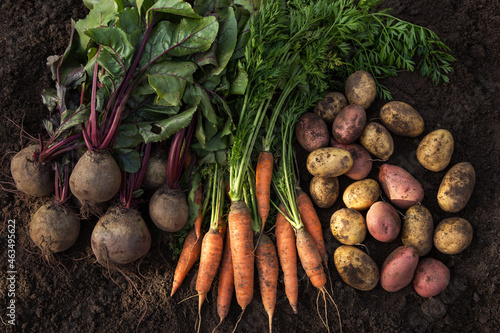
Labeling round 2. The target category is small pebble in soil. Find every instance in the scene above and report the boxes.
[421,298,447,318]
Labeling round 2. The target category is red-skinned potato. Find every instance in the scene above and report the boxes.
[332,104,366,144]
[366,201,401,242]
[379,164,424,209]
[331,138,372,180]
[380,246,419,292]
[413,258,450,298]
[295,112,329,152]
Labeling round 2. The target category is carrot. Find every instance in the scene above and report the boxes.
[256,151,273,231]
[217,228,234,325]
[296,189,328,268]
[170,229,204,297]
[255,233,279,333]
[193,184,203,239]
[195,228,224,332]
[275,204,298,313]
[295,228,327,289]
[228,200,254,310]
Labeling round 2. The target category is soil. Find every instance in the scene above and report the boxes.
[1,0,499,332]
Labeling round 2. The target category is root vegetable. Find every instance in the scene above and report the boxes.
[69,150,121,204]
[255,233,279,332]
[30,203,80,253]
[330,208,367,245]
[309,176,339,209]
[313,92,348,124]
[295,112,330,152]
[149,186,189,232]
[345,70,377,109]
[334,245,379,291]
[142,152,167,190]
[91,206,151,266]
[11,145,54,197]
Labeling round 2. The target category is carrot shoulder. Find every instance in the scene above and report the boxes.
[275,205,298,313]
[256,233,279,333]
[171,229,204,297]
[296,189,328,268]
[228,200,254,310]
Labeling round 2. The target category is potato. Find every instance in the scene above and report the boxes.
[313,92,348,124]
[345,70,377,109]
[417,129,454,172]
[401,204,434,256]
[413,258,450,298]
[380,101,425,137]
[434,217,473,255]
[437,162,475,212]
[343,179,380,211]
[306,147,353,178]
[295,112,330,152]
[366,201,401,242]
[380,246,419,292]
[334,245,379,291]
[359,122,394,160]
[331,139,372,180]
[330,208,367,245]
[379,164,424,209]
[309,176,339,208]
[332,104,366,144]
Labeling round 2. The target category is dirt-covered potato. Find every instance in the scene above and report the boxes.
[343,179,380,211]
[379,164,424,209]
[434,217,473,255]
[295,112,330,152]
[413,258,450,298]
[334,245,379,291]
[330,208,367,245]
[437,162,475,212]
[313,92,348,124]
[332,104,367,144]
[359,122,394,160]
[380,246,419,292]
[417,129,454,172]
[331,139,372,180]
[306,147,353,178]
[380,101,425,137]
[345,70,377,109]
[401,204,434,256]
[366,201,401,242]
[309,176,339,208]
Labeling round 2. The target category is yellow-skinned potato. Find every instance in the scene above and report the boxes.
[380,101,425,137]
[306,147,353,178]
[434,217,473,255]
[343,179,380,211]
[309,176,339,208]
[401,204,434,256]
[359,122,394,160]
[345,70,377,109]
[330,208,367,245]
[417,129,454,172]
[437,162,475,212]
[334,245,379,291]
[313,92,348,124]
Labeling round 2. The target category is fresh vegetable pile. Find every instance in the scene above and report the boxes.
[8,0,462,331]
[299,69,475,299]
